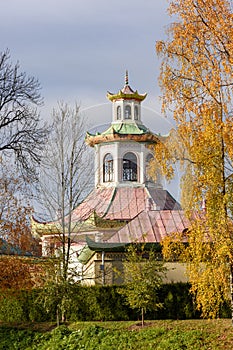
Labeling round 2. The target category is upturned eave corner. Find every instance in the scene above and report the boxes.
[106,90,147,102]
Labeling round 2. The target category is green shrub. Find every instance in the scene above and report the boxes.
[0,283,230,323]
[0,327,36,350]
[0,296,26,323]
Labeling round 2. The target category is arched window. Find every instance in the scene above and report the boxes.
[125,105,131,119]
[134,105,139,120]
[146,153,153,181]
[123,152,137,181]
[103,153,114,182]
[117,106,121,120]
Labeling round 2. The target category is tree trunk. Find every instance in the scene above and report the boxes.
[141,307,144,327]
[56,307,60,327]
[230,262,233,326]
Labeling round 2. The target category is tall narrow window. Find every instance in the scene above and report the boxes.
[123,152,137,181]
[134,105,139,120]
[103,153,114,182]
[125,105,131,119]
[117,106,121,120]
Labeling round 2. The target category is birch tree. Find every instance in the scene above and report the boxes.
[155,0,233,320]
[37,102,93,279]
[36,102,93,323]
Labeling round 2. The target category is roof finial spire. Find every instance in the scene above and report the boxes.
[125,70,129,85]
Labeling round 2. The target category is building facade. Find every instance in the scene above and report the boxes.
[32,73,189,285]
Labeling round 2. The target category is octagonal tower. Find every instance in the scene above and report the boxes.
[86,71,163,189]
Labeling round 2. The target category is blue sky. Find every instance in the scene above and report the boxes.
[0,0,174,133]
[1,0,181,200]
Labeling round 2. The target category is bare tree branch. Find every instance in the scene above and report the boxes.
[0,49,50,179]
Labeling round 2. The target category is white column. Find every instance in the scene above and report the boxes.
[140,144,145,184]
[115,142,120,184]
[95,144,100,187]
[112,102,115,122]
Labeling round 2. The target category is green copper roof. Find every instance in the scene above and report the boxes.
[77,245,95,264]
[87,122,150,137]
[86,236,128,252]
[85,236,162,253]
[110,122,148,134]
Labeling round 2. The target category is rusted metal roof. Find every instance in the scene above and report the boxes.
[78,210,193,262]
[105,210,190,244]
[71,187,115,221]
[147,188,181,210]
[32,186,182,241]
[104,187,147,220]
[71,187,181,222]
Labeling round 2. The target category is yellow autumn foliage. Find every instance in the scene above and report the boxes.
[154,0,233,319]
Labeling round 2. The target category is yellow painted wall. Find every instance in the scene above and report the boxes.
[80,252,189,285]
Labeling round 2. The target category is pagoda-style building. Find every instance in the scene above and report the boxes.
[32,73,189,285]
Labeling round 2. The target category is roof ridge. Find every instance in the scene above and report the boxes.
[102,187,117,218]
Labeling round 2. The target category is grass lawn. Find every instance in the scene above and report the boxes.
[0,319,232,349]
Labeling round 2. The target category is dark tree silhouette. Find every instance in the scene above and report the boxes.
[0,49,49,177]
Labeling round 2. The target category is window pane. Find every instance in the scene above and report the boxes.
[103,153,114,182]
[125,105,131,119]
[117,106,121,120]
[123,152,137,181]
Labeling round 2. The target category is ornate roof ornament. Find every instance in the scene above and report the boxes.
[125,70,129,85]
[107,71,147,102]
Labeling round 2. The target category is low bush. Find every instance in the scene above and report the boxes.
[0,283,230,323]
